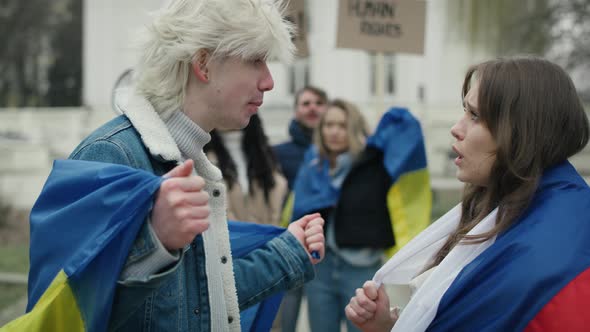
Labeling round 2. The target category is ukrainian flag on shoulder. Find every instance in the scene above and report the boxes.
[1,160,282,332]
[369,107,431,256]
[1,160,160,332]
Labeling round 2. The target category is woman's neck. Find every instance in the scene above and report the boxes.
[327,152,343,169]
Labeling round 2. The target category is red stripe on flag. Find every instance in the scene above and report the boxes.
[525,267,590,332]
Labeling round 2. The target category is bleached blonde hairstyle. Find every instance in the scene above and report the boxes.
[133,0,295,114]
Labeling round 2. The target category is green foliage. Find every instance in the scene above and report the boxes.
[0,245,29,274]
[0,202,11,228]
[0,0,82,107]
[446,0,552,55]
[0,245,29,315]
[446,0,590,73]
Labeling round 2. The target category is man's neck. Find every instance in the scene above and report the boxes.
[290,119,314,146]
[183,81,215,132]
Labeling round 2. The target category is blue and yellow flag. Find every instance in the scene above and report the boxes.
[285,107,430,255]
[367,107,431,255]
[1,160,284,332]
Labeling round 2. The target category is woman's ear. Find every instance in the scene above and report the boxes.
[192,49,210,83]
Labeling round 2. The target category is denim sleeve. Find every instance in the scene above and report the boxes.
[70,140,183,284]
[234,231,315,310]
[120,220,180,280]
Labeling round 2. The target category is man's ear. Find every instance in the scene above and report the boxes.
[192,49,210,83]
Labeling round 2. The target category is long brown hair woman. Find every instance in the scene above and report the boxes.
[345,56,590,332]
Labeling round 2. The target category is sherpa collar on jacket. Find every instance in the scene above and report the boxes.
[113,87,240,332]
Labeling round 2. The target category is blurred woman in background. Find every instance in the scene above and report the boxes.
[292,99,372,332]
[205,114,287,226]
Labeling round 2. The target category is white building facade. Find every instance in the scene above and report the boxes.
[83,0,494,176]
[3,0,587,209]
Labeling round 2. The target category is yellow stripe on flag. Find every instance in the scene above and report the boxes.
[385,168,432,257]
[280,192,295,228]
[1,270,84,332]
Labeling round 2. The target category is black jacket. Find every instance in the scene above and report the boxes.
[333,146,395,249]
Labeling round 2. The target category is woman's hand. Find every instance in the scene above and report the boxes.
[345,280,398,332]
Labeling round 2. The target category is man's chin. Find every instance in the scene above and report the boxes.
[304,120,319,129]
[216,117,251,131]
[240,117,251,129]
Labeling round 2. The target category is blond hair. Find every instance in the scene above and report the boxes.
[314,99,369,161]
[133,0,295,114]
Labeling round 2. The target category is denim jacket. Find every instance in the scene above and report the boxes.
[69,90,314,331]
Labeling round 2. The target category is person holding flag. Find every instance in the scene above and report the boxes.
[345,56,590,332]
[4,0,326,331]
[290,99,431,332]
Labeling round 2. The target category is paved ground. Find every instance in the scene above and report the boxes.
[295,298,311,332]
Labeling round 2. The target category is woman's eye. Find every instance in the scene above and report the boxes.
[463,107,479,121]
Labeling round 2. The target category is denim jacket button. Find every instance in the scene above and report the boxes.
[212,189,221,197]
[221,256,228,264]
[228,316,234,324]
[193,308,200,315]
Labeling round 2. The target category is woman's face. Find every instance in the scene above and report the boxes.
[321,106,349,155]
[450,81,498,186]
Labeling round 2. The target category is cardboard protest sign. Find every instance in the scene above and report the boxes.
[337,0,426,54]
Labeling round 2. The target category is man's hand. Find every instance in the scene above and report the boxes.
[345,280,398,332]
[287,213,325,264]
[151,160,210,251]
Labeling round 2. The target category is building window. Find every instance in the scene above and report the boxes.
[289,59,310,95]
[369,53,396,96]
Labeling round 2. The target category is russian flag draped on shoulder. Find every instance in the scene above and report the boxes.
[1,160,284,332]
[375,161,590,332]
[367,107,431,255]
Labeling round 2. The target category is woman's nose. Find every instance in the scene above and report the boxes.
[450,119,464,140]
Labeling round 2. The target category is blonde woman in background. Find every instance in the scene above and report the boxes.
[292,99,373,332]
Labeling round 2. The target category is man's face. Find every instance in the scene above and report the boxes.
[295,90,327,129]
[205,56,274,131]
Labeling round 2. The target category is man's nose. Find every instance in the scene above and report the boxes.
[259,62,274,92]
